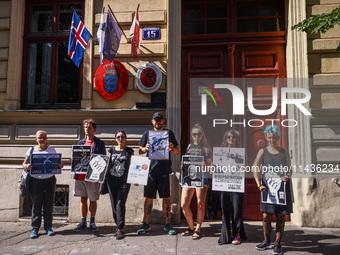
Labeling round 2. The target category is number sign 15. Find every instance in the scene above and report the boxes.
[142,27,161,40]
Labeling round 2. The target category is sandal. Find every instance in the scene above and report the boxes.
[181,227,195,236]
[191,230,201,240]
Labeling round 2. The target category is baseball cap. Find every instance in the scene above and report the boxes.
[152,112,164,119]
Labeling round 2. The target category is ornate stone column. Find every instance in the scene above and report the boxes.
[4,0,25,110]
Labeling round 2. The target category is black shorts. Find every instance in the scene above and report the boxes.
[144,173,170,199]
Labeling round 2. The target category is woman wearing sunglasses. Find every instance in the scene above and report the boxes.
[107,131,134,240]
[181,123,213,240]
[218,130,247,245]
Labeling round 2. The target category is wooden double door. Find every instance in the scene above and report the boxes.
[181,33,288,220]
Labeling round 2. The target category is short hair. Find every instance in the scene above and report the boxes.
[264,125,281,137]
[36,130,47,137]
[83,119,96,129]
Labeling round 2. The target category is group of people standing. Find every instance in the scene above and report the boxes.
[22,112,292,255]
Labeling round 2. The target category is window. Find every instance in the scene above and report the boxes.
[182,0,284,35]
[21,0,84,108]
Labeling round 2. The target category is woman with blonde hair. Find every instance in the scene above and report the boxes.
[181,123,212,240]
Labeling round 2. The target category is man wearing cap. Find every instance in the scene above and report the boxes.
[137,112,179,235]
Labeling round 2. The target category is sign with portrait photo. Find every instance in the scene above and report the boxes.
[30,153,62,175]
[261,171,287,205]
[85,154,110,183]
[212,147,245,193]
[148,130,169,160]
[127,156,150,186]
[181,156,204,189]
[71,145,91,173]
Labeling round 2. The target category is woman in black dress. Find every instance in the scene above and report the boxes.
[253,125,292,255]
[218,130,247,245]
[107,130,134,240]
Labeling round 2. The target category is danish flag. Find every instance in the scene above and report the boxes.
[68,11,92,67]
[130,6,140,58]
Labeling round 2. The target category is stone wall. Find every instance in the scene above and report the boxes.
[297,0,340,227]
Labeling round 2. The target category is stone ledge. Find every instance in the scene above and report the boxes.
[94,43,166,57]
[321,57,340,73]
[313,74,340,85]
[312,39,340,51]
[0,18,10,30]
[95,11,166,25]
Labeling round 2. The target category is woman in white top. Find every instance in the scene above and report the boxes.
[22,130,63,239]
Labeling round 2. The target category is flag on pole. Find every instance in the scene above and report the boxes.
[130,6,140,58]
[68,10,92,67]
[97,7,105,64]
[103,11,122,62]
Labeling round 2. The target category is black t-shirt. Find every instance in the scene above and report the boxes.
[108,146,134,179]
[186,143,212,160]
[138,129,179,175]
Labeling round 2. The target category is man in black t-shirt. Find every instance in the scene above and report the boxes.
[137,112,179,235]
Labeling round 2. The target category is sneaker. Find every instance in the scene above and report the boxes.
[273,244,282,255]
[46,228,55,236]
[73,222,87,232]
[256,240,272,250]
[232,236,241,245]
[116,230,125,240]
[137,222,151,235]
[164,223,176,235]
[113,230,118,236]
[89,222,99,232]
[30,229,38,239]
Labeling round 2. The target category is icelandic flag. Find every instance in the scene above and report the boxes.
[103,11,122,62]
[97,8,105,64]
[129,6,140,58]
[68,11,92,67]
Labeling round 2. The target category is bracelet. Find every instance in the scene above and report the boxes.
[258,184,262,188]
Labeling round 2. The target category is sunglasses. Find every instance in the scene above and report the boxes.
[227,135,236,139]
[116,135,125,139]
[192,133,202,137]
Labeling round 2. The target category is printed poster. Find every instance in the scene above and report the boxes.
[148,130,169,160]
[127,156,151,185]
[181,156,204,189]
[261,170,287,205]
[212,147,245,193]
[71,145,91,173]
[30,153,62,175]
[85,154,110,183]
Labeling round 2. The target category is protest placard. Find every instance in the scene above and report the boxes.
[71,145,91,173]
[30,153,62,175]
[127,156,150,185]
[212,147,245,192]
[148,130,169,160]
[85,154,110,183]
[181,155,204,189]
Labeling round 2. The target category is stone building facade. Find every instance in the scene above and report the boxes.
[0,0,339,227]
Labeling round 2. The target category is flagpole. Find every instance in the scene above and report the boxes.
[107,5,129,41]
